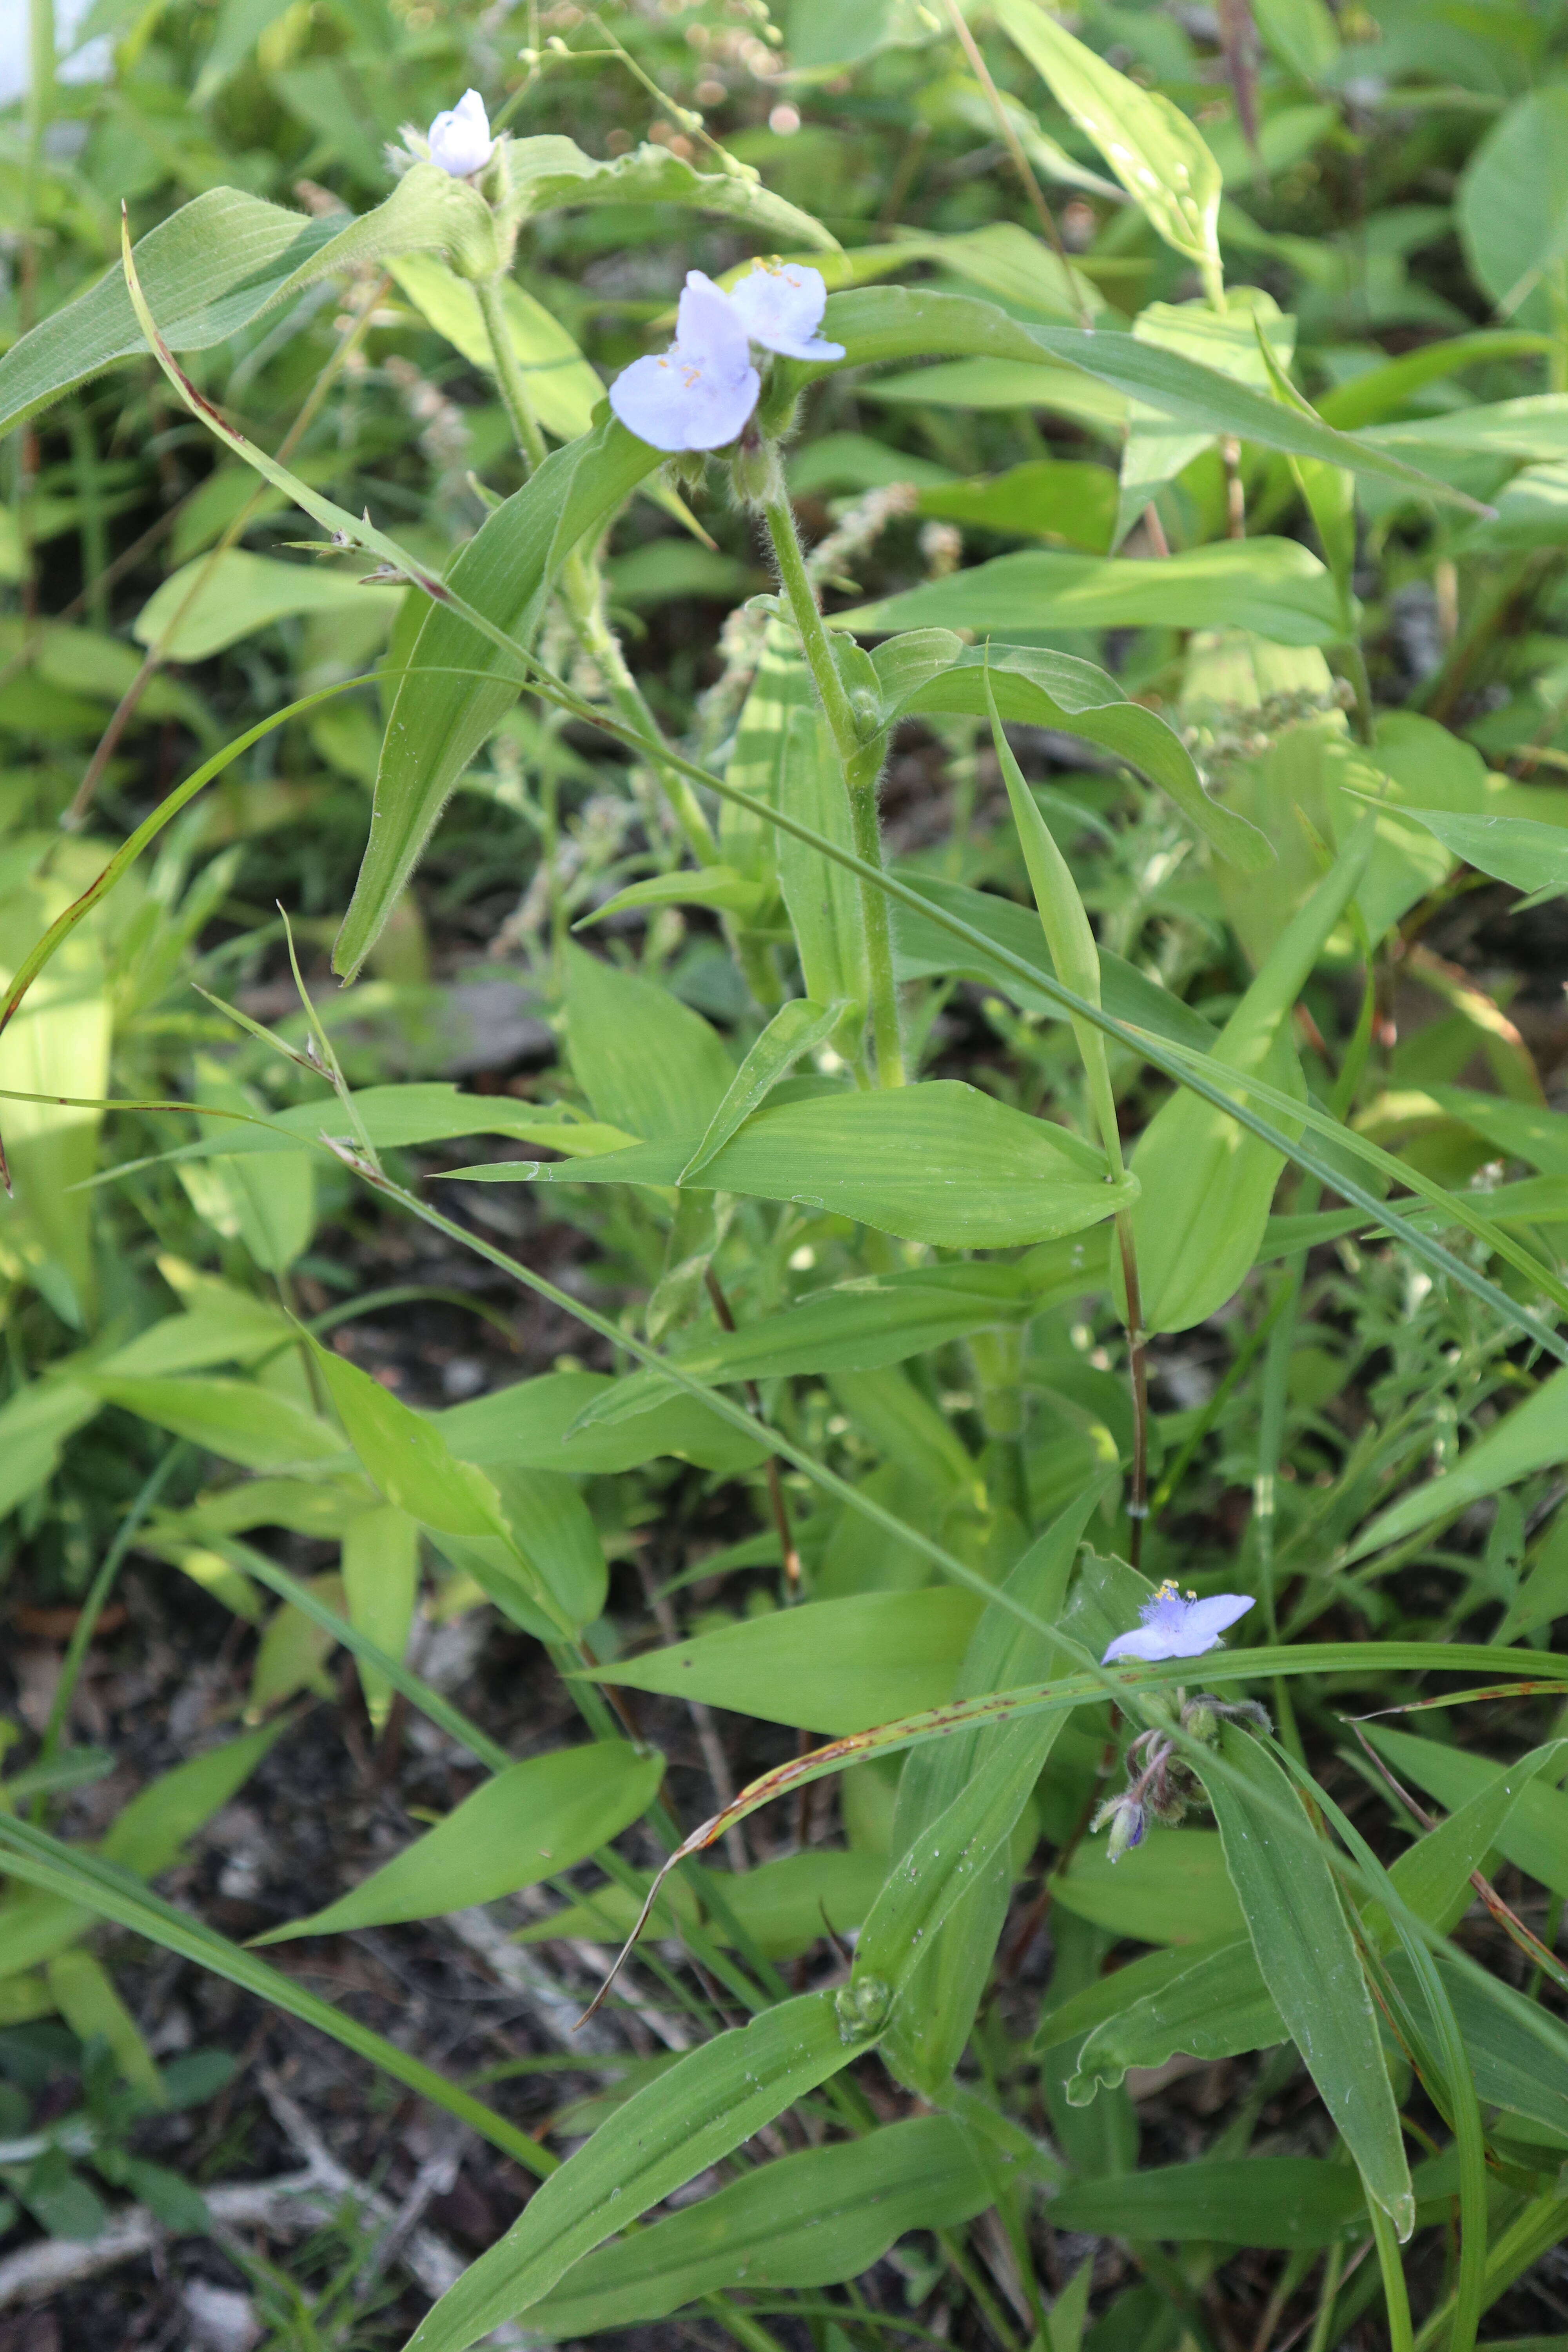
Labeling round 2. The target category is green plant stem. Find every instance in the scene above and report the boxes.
[1113,1209,1149,1568]
[1412,2192,1568,2352]
[475,272,549,474]
[563,545,719,864]
[1368,2193,1415,2352]
[762,488,904,1087]
[474,270,717,865]
[1306,2243,1345,2352]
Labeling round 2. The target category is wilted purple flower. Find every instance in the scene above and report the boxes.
[427,90,495,178]
[727,259,845,361]
[609,272,761,453]
[1102,1580,1254,1666]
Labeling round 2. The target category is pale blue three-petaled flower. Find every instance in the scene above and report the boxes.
[610,262,845,454]
[1102,1581,1255,1665]
[426,89,495,178]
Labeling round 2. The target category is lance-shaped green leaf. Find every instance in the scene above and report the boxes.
[681,999,845,1181]
[890,868,1221,1049]
[1118,821,1370,1333]
[404,1991,866,2352]
[570,1263,1043,1429]
[390,256,604,444]
[564,945,733,1143]
[336,420,661,977]
[311,1339,604,1637]
[452,1080,1137,1251]
[0,1808,552,2178]
[880,1484,1103,2095]
[85,1374,343,1473]
[519,1847,887,1959]
[1361,1726,1568,1903]
[847,1722,1054,2032]
[253,1742,662,1941]
[1457,87,1568,324]
[991,0,1223,298]
[592,1588,984,1735]
[846,539,1347,649]
[502,134,837,249]
[1119,290,1297,544]
[1050,2155,1461,2250]
[310,1340,508,1540]
[1345,1365,1568,1564]
[1067,1937,1283,2101]
[524,2118,996,2338]
[1378,802,1568,901]
[792,288,1486,505]
[985,667,1119,1167]
[340,1505,420,1735]
[1370,1738,1568,1946]
[0,1721,288,1984]
[0,170,495,440]
[1207,1726,1413,2239]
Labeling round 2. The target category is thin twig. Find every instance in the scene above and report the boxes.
[938,0,1091,329]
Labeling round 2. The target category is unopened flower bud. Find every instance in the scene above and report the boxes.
[1182,1700,1219,1745]
[1091,1792,1146,1864]
[427,89,495,179]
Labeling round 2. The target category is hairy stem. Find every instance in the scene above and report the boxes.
[762,488,904,1086]
[474,271,716,863]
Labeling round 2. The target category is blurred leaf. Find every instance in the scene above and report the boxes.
[1458,89,1568,322]
[87,1374,342,1473]
[847,538,1347,648]
[991,0,1223,292]
[134,550,379,661]
[392,255,604,445]
[341,1504,421,1734]
[916,458,1116,551]
[45,1950,163,2102]
[255,1742,662,1939]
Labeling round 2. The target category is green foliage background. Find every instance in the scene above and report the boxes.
[3,0,1568,2347]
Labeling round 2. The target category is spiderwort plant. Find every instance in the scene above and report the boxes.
[11,15,1568,2352]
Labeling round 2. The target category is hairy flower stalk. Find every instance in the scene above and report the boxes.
[453,101,717,865]
[606,259,899,1081]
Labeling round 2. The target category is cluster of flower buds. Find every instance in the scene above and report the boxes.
[608,262,844,454]
[1091,1690,1272,1864]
